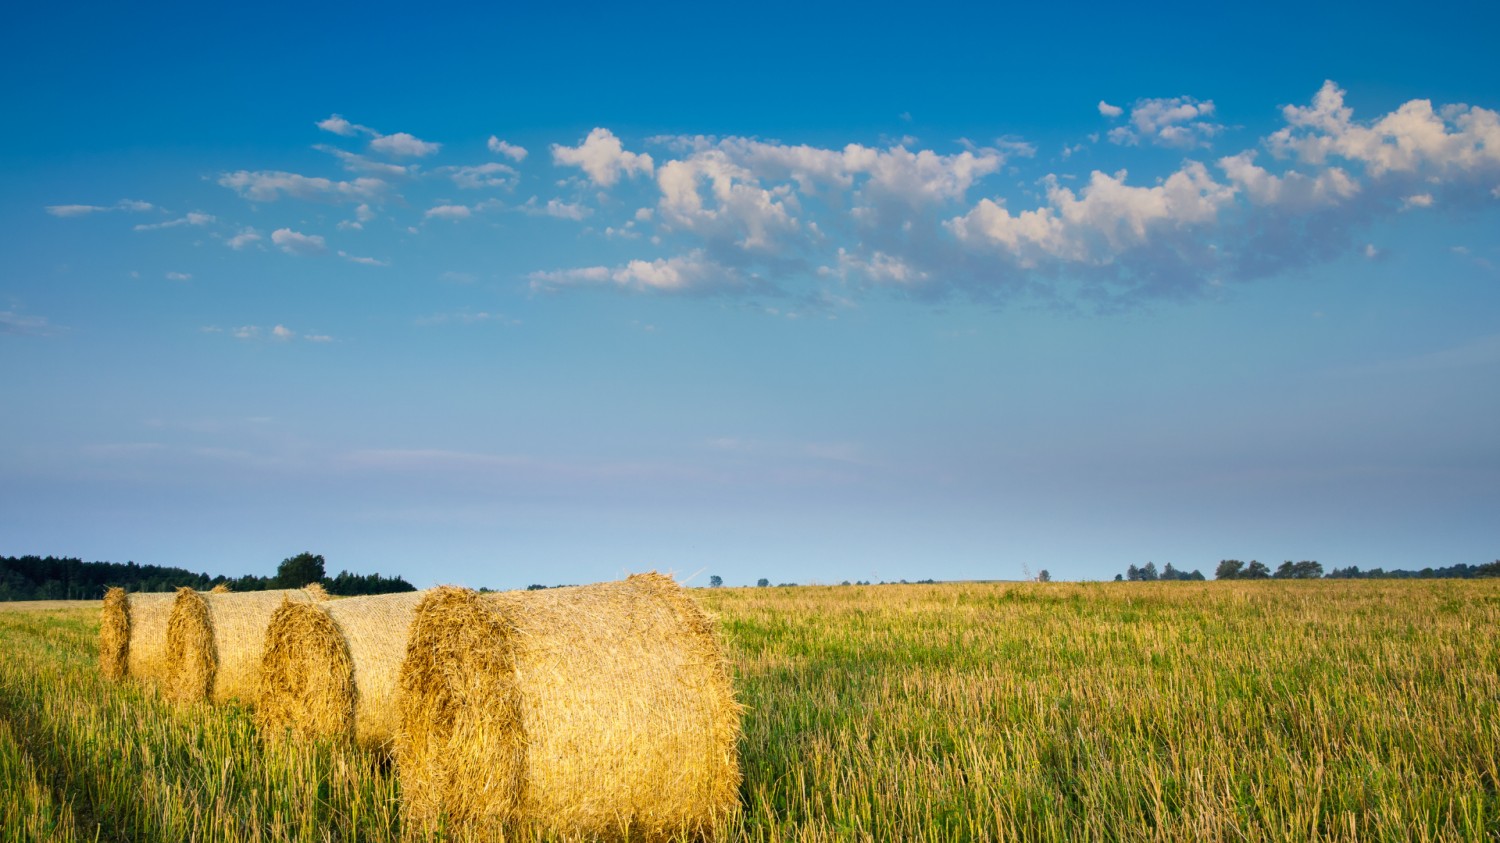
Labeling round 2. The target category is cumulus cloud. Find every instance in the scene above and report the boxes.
[529,251,749,293]
[226,228,263,249]
[271,324,295,340]
[520,196,591,220]
[369,131,441,158]
[488,137,527,161]
[820,248,929,285]
[1269,81,1500,178]
[948,161,1235,265]
[1218,151,1360,209]
[443,162,518,189]
[552,128,654,187]
[424,204,472,220]
[88,81,1500,311]
[1106,96,1223,149]
[271,228,327,255]
[219,170,386,203]
[317,114,365,136]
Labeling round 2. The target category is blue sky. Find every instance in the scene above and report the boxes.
[3,1,1498,587]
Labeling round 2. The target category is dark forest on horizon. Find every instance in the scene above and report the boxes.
[0,553,415,601]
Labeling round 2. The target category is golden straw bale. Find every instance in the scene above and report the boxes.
[209,583,231,593]
[164,587,328,704]
[398,572,742,841]
[98,588,177,682]
[257,590,426,751]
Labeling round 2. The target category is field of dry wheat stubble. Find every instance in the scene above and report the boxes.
[1,580,1497,841]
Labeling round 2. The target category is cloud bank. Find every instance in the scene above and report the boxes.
[81,81,1497,310]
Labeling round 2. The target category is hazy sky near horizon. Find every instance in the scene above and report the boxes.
[3,1,1498,588]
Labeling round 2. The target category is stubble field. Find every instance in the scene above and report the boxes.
[0,579,1496,841]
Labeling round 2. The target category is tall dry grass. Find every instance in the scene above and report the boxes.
[2,579,1497,841]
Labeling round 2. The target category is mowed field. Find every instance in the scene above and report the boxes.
[1,580,1497,842]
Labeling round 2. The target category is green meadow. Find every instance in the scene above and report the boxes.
[1,579,1497,841]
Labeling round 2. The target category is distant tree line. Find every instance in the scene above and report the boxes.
[1112,558,1500,582]
[1117,562,1207,582]
[0,553,414,601]
[1323,561,1500,579]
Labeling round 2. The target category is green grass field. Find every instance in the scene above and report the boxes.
[1,580,1497,841]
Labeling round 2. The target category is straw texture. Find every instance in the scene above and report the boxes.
[98,588,177,682]
[398,572,742,841]
[257,590,426,751]
[164,587,327,704]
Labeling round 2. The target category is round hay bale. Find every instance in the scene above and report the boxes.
[209,583,232,593]
[98,588,177,682]
[397,572,742,841]
[257,590,426,751]
[164,587,328,705]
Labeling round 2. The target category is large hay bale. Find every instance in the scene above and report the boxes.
[98,588,177,682]
[164,587,328,704]
[257,590,426,751]
[398,572,742,841]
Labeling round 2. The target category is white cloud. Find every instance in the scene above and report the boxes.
[424,204,472,220]
[232,326,260,340]
[488,137,528,161]
[356,203,375,222]
[338,250,389,266]
[134,211,215,231]
[315,145,412,176]
[948,161,1235,265]
[219,170,386,203]
[1270,81,1500,177]
[1098,101,1123,118]
[45,199,154,217]
[226,228,263,249]
[46,204,110,217]
[165,272,192,281]
[820,248,929,285]
[444,162,518,189]
[316,114,365,136]
[657,153,801,253]
[271,228,328,255]
[1106,96,1223,149]
[551,128,654,187]
[521,196,591,220]
[305,333,334,342]
[369,131,441,158]
[271,324,295,340]
[529,251,743,293]
[1218,151,1360,209]
[1401,193,1434,210]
